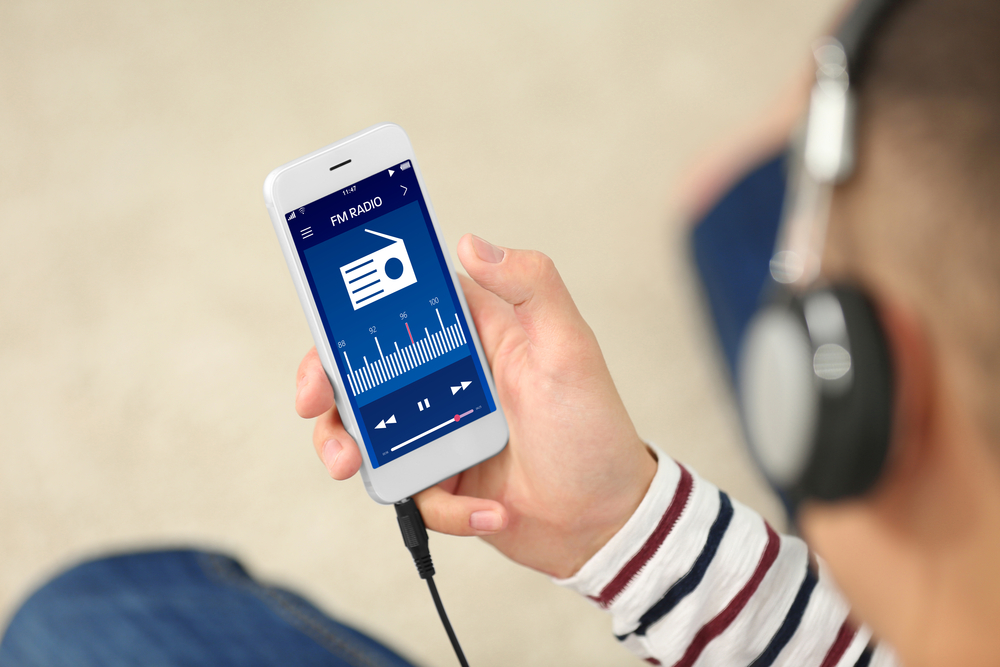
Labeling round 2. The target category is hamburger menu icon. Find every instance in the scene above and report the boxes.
[339,229,417,310]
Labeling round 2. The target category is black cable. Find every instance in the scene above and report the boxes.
[395,498,470,667]
[425,576,469,667]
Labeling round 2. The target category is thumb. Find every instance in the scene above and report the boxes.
[457,234,586,349]
[414,485,509,537]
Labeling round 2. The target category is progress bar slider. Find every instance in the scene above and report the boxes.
[391,410,475,452]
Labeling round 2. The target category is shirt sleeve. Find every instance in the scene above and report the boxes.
[553,445,900,667]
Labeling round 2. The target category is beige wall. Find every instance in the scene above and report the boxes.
[0,2,838,664]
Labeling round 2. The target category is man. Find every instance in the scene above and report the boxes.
[3,0,998,665]
[296,0,1000,664]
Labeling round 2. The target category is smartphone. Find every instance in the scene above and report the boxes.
[264,123,508,503]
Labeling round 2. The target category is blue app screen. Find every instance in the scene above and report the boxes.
[286,163,496,468]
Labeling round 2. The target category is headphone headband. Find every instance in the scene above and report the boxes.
[738,0,909,510]
[770,0,910,288]
[836,0,909,81]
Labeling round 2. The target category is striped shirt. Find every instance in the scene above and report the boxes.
[555,447,900,666]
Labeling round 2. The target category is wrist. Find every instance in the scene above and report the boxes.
[556,441,658,579]
[552,445,685,601]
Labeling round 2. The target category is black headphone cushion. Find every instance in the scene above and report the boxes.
[738,284,894,504]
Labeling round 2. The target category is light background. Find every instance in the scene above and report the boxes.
[1,2,838,665]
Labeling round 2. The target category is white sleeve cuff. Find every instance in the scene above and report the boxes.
[552,443,684,600]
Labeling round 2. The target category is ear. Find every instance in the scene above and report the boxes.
[798,291,1000,665]
[870,291,936,493]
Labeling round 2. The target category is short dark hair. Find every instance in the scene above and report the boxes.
[827,0,1000,442]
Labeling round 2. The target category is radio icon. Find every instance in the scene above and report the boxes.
[339,229,417,310]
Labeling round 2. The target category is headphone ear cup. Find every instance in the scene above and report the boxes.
[738,285,894,505]
[802,285,893,501]
[738,299,820,492]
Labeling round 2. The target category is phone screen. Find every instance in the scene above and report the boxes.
[285,162,496,468]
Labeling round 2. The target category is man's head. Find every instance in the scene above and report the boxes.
[825,0,1000,444]
[804,0,1000,664]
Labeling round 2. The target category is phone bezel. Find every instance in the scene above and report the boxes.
[264,123,508,504]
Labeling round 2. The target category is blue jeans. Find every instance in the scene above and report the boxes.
[0,550,419,667]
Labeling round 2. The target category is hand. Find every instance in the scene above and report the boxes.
[295,234,656,578]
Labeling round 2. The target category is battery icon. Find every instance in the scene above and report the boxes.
[400,161,411,171]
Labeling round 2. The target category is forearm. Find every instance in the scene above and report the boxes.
[555,447,899,666]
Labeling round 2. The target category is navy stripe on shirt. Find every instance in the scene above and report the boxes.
[617,491,734,640]
[672,523,780,667]
[853,645,874,667]
[748,553,819,667]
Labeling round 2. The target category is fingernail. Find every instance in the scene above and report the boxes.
[322,439,342,475]
[296,373,308,399]
[471,235,504,264]
[470,510,503,532]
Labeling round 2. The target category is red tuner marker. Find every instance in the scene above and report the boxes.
[454,414,461,422]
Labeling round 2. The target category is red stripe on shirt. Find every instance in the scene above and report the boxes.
[671,522,781,667]
[819,619,858,667]
[589,464,694,608]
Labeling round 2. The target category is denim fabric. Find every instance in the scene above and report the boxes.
[0,550,418,667]
[690,150,788,380]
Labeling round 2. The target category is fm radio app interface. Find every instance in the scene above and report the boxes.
[287,162,496,468]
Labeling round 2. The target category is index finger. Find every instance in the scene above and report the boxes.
[295,347,335,419]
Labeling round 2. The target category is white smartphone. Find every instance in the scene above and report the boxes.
[264,123,508,503]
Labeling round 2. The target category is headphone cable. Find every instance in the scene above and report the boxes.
[395,497,470,667]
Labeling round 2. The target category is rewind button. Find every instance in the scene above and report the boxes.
[375,414,397,429]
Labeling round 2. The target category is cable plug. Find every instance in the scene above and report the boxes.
[394,497,470,666]
[395,497,435,579]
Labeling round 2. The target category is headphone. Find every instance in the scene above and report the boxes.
[737,0,908,507]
